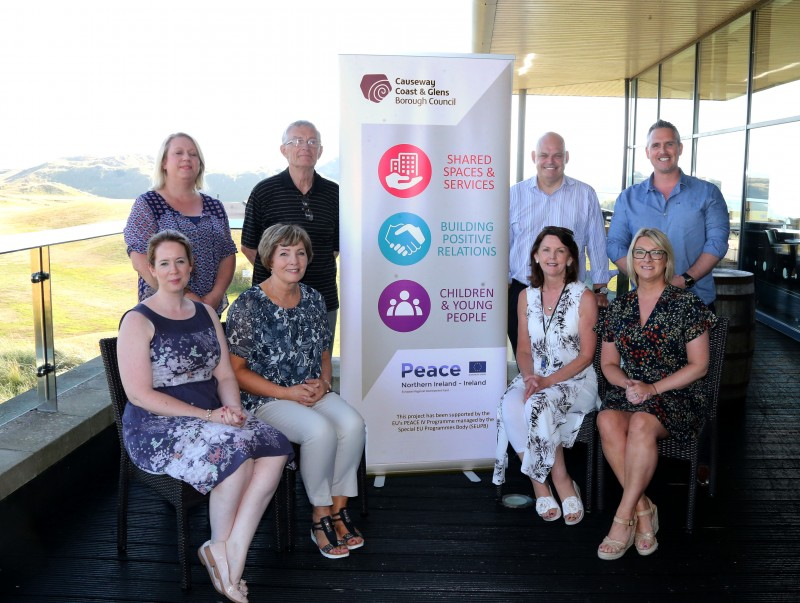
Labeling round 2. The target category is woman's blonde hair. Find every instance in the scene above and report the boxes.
[626,227,675,288]
[151,132,206,191]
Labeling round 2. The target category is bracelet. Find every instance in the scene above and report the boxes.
[322,378,332,392]
[205,408,213,421]
[652,383,658,395]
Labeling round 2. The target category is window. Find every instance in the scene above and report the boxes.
[694,131,746,268]
[660,46,696,139]
[697,15,750,133]
[751,0,800,124]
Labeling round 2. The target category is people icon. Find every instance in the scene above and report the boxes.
[378,279,430,332]
[385,290,423,316]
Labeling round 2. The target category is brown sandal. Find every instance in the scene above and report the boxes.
[597,515,637,561]
[635,498,660,556]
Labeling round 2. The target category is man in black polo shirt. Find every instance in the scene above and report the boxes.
[241,120,340,344]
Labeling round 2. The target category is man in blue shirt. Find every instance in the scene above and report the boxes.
[607,120,730,309]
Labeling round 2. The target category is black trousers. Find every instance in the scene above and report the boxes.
[507,279,528,358]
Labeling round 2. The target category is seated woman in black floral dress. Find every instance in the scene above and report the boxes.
[596,227,716,560]
[226,224,366,560]
[118,230,293,603]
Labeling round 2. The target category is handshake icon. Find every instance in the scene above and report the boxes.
[384,222,426,257]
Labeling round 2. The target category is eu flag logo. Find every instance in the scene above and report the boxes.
[469,361,486,374]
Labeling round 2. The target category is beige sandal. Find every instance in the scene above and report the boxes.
[597,515,637,560]
[635,498,660,556]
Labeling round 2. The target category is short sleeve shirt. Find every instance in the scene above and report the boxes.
[123,191,238,314]
[225,283,331,413]
[241,169,339,311]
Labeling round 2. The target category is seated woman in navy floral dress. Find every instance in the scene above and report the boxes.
[226,224,366,560]
[596,228,716,561]
[118,230,292,603]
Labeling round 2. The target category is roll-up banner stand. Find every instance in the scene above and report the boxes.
[340,53,514,474]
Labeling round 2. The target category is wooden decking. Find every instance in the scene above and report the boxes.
[1,322,799,602]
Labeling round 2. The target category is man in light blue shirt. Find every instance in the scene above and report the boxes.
[607,120,730,309]
[508,132,611,354]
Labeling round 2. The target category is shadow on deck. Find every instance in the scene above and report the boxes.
[1,323,799,602]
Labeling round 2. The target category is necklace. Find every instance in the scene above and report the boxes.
[538,284,567,371]
[541,285,566,316]
[263,279,300,308]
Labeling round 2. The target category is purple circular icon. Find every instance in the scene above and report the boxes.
[378,280,431,332]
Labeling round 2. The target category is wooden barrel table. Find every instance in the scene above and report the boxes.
[712,269,755,407]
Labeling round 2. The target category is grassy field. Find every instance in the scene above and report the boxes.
[1,194,341,402]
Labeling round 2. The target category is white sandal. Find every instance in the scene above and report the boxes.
[535,485,562,522]
[561,480,584,526]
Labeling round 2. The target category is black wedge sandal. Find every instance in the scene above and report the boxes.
[332,508,365,550]
[310,516,349,559]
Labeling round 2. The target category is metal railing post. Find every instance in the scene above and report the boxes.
[31,245,57,412]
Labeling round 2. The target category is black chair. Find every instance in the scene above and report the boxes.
[596,317,729,533]
[577,306,608,512]
[286,439,369,550]
[219,321,367,549]
[495,308,606,513]
[99,337,295,589]
[765,229,794,279]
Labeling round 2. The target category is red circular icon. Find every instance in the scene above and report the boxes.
[377,144,432,198]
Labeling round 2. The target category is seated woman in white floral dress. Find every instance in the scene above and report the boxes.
[493,226,599,525]
[226,224,366,560]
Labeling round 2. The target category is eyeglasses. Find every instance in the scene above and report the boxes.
[299,195,314,221]
[632,248,667,260]
[284,138,321,148]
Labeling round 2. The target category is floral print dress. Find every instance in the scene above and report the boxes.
[121,302,293,494]
[225,283,331,413]
[123,191,238,315]
[493,281,599,485]
[597,285,717,443]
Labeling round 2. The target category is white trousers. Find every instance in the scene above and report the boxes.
[254,392,365,507]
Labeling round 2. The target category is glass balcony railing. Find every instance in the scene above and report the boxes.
[0,219,253,420]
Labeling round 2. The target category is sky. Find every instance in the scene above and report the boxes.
[0,0,474,172]
[0,0,629,194]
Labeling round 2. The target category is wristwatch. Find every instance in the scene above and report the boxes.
[594,286,609,295]
[681,272,696,288]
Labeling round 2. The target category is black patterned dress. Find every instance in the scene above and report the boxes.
[597,285,717,443]
[121,302,293,494]
[225,283,331,413]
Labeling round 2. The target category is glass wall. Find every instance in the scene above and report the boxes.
[630,67,659,186]
[621,0,800,339]
[697,15,750,133]
[694,131,745,269]
[751,0,800,123]
[660,46,696,141]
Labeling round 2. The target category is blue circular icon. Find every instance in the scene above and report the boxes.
[378,213,431,266]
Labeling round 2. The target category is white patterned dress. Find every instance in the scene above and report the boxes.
[493,281,599,484]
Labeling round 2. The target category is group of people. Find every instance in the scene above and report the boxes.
[496,120,727,560]
[119,122,362,602]
[116,116,729,600]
